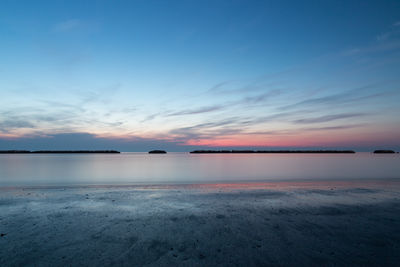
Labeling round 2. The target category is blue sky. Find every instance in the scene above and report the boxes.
[1,0,400,151]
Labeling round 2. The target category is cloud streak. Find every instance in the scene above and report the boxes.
[280,85,389,111]
[0,120,35,132]
[293,113,367,124]
[302,124,366,131]
[167,105,224,116]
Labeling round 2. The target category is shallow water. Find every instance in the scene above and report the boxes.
[0,152,399,186]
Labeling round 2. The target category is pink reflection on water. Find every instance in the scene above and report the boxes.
[182,180,400,191]
[3,179,399,192]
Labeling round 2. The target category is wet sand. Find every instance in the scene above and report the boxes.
[1,181,400,266]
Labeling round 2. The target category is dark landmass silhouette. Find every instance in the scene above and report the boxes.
[373,150,396,154]
[190,150,356,154]
[148,150,167,154]
[0,150,31,153]
[0,150,120,154]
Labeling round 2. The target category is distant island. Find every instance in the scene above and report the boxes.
[0,150,120,154]
[148,150,167,154]
[2,149,398,154]
[373,150,396,154]
[190,150,356,154]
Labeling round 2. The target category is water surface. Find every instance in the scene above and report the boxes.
[0,152,399,186]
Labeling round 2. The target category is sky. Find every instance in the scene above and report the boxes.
[1,0,400,151]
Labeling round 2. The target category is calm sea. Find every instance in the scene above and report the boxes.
[0,152,399,186]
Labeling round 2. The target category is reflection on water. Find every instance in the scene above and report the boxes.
[0,152,399,186]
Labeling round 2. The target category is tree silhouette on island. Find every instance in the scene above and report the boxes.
[148,150,167,154]
[189,150,356,153]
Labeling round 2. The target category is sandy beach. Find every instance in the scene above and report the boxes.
[1,181,400,266]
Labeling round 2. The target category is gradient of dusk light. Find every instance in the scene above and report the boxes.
[0,0,400,151]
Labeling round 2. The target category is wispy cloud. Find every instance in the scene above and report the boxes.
[0,120,35,132]
[207,81,232,93]
[302,124,366,131]
[377,32,392,41]
[293,113,367,124]
[280,85,388,111]
[53,19,81,32]
[166,89,282,118]
[241,90,282,104]
[169,125,245,143]
[167,105,224,116]
[243,130,290,136]
[376,21,400,41]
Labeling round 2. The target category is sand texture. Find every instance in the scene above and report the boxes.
[1,182,400,266]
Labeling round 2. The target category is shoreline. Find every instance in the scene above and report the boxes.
[1,178,400,190]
